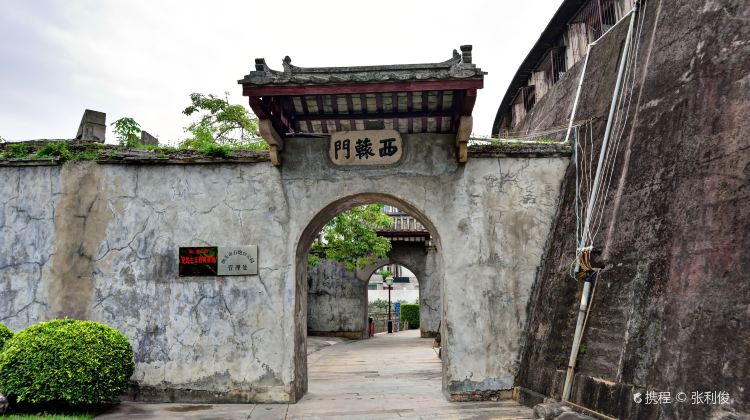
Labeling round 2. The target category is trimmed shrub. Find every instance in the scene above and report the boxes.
[0,323,12,349]
[0,319,134,405]
[400,304,420,329]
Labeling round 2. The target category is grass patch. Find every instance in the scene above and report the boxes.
[0,141,106,161]
[0,139,268,161]
[2,414,95,419]
[3,143,31,158]
[195,143,233,157]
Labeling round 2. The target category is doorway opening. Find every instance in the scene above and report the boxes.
[293,193,444,399]
[367,263,420,335]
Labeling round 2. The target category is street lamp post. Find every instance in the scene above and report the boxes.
[385,276,394,333]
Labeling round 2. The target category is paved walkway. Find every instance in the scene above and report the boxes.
[99,330,533,419]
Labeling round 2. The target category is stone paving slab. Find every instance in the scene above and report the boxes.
[98,331,533,419]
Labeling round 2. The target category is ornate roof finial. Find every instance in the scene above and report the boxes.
[283,56,293,73]
[460,45,472,64]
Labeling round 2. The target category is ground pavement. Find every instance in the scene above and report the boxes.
[98,330,533,419]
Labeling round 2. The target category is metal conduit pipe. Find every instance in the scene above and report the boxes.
[562,5,638,404]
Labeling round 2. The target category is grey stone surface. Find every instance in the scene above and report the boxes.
[533,401,571,420]
[100,331,534,419]
[512,0,750,419]
[0,133,568,402]
[554,412,592,420]
[140,131,158,146]
[307,258,367,339]
[75,109,106,142]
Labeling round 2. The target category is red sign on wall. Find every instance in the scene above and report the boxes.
[179,247,218,276]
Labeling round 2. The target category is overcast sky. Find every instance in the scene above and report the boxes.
[0,0,561,144]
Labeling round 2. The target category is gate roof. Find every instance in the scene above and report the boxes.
[239,46,484,135]
[239,46,484,165]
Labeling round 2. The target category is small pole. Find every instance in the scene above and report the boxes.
[387,283,393,334]
[385,274,393,334]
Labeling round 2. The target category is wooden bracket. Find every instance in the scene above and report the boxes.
[456,115,472,163]
[259,119,284,166]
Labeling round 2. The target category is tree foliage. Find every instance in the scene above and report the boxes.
[400,304,420,329]
[181,92,266,150]
[310,205,393,272]
[111,117,141,147]
[0,323,12,350]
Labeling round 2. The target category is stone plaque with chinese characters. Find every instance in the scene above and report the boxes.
[218,246,258,276]
[329,130,403,166]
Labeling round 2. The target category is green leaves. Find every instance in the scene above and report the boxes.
[0,323,12,350]
[311,205,393,272]
[180,92,266,150]
[3,143,30,158]
[111,117,141,148]
[400,304,420,329]
[0,319,134,405]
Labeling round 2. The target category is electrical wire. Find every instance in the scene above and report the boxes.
[573,2,648,263]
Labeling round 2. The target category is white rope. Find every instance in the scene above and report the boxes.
[589,4,648,244]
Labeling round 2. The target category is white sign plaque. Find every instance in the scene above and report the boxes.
[329,129,403,166]
[217,246,258,276]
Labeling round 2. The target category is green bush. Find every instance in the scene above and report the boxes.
[3,143,30,158]
[0,323,12,349]
[34,141,73,159]
[400,304,419,329]
[0,319,135,405]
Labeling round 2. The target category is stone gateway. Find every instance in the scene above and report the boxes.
[0,48,570,403]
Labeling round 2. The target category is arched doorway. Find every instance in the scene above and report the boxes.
[359,243,442,339]
[365,262,420,334]
[292,193,445,397]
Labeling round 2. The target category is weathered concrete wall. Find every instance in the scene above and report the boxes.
[283,134,568,400]
[512,0,750,419]
[307,258,366,339]
[2,161,293,402]
[0,133,568,402]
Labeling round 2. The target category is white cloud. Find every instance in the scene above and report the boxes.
[0,0,560,143]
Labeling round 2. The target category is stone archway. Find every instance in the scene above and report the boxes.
[357,241,442,338]
[292,193,445,399]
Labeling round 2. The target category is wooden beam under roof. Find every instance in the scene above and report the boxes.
[294,110,453,121]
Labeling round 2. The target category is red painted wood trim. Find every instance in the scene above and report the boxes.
[248,97,271,119]
[462,89,478,115]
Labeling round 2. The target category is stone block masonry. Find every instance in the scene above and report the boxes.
[511,0,750,418]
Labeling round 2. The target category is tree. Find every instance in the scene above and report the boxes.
[181,92,266,150]
[111,117,141,147]
[310,205,393,271]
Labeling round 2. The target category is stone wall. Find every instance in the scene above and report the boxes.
[307,259,367,339]
[0,133,569,402]
[512,0,749,418]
